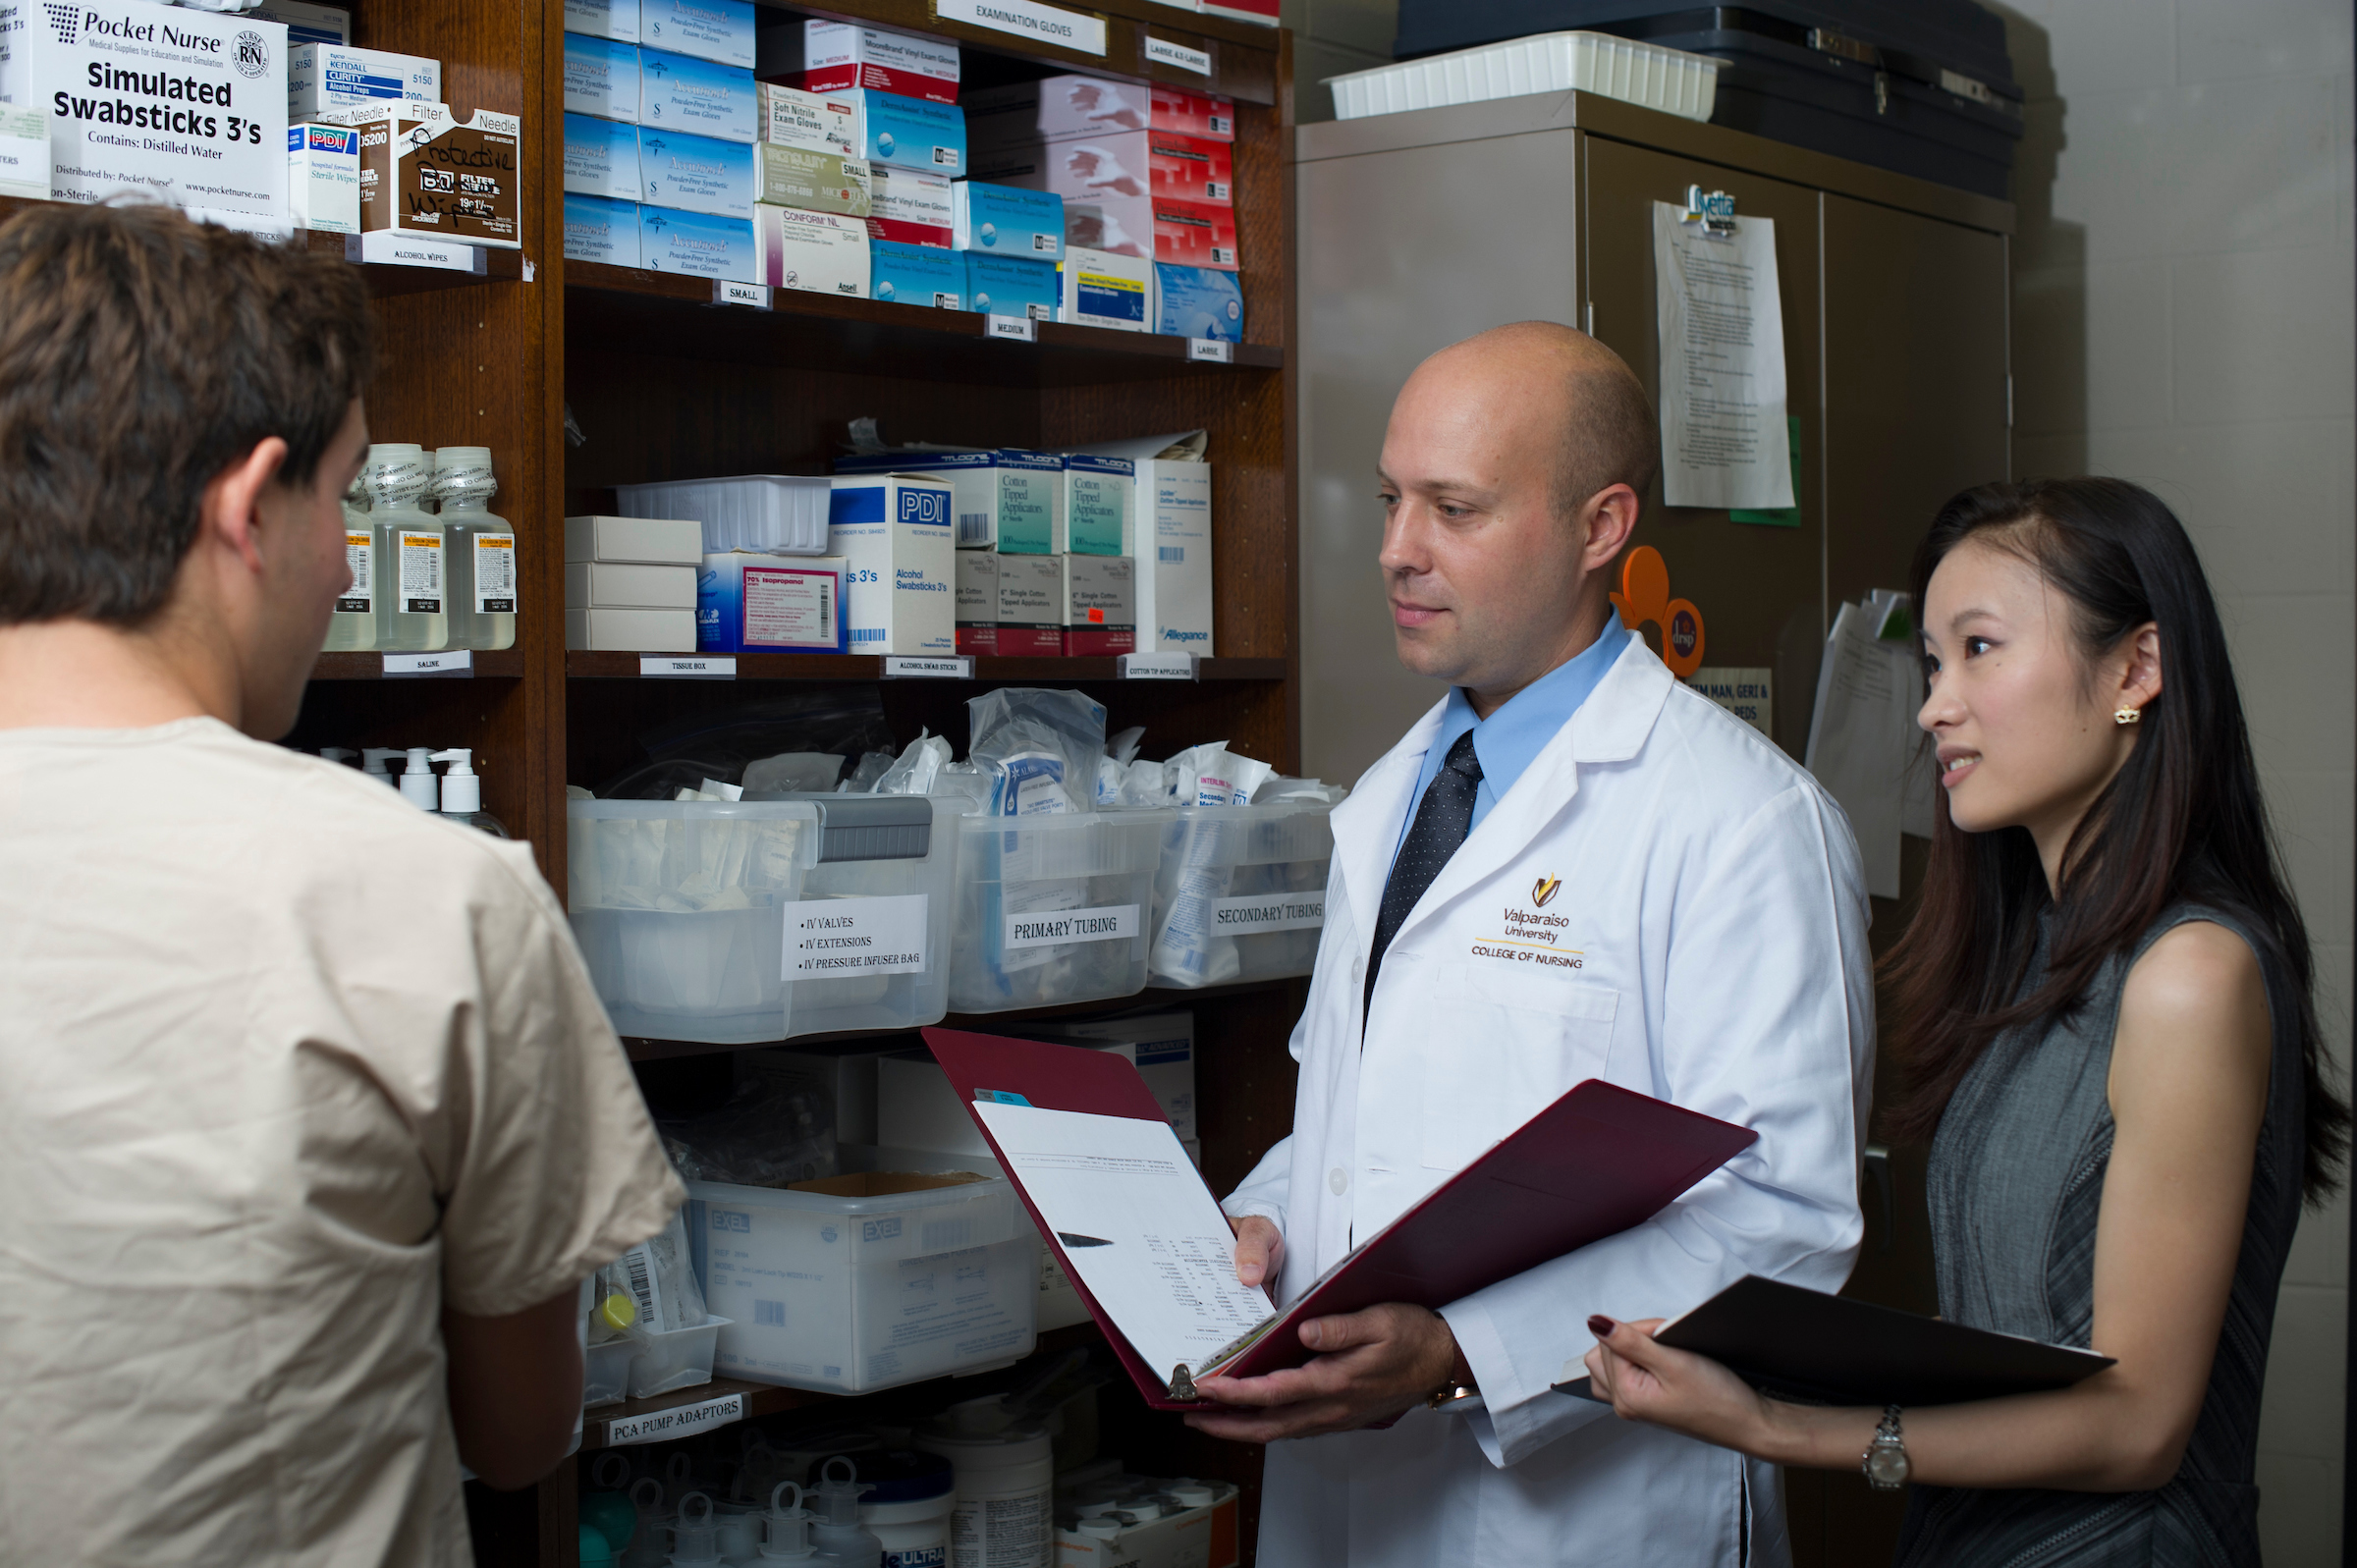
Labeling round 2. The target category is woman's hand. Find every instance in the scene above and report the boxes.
[1583,1315,1781,1455]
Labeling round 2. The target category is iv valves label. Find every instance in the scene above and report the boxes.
[782,893,930,978]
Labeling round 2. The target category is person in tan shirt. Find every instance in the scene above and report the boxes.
[0,204,684,1563]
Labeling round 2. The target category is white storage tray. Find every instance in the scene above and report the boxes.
[628,1316,730,1398]
[1147,796,1339,989]
[687,1154,1037,1395]
[947,808,1171,1013]
[1327,30,1719,124]
[613,473,833,556]
[583,1337,634,1408]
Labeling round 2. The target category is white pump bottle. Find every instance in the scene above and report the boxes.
[430,749,511,838]
[397,747,438,811]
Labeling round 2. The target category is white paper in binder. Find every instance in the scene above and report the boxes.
[1804,592,1929,902]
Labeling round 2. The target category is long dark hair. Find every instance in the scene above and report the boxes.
[1880,478,2348,1204]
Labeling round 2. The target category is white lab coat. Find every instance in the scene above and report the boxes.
[1224,633,1875,1567]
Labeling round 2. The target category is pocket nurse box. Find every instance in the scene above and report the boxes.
[827,474,955,654]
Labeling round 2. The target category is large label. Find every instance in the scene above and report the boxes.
[396,531,443,615]
[339,531,373,613]
[1209,892,1325,934]
[934,0,1107,55]
[1004,902,1137,949]
[471,533,516,613]
[783,893,929,978]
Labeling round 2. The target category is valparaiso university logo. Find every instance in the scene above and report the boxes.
[1532,876,1562,908]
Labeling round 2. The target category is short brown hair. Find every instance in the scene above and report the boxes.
[0,201,376,626]
[1557,357,1659,521]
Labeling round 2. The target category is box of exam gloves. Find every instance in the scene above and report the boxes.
[287,42,439,122]
[965,253,1059,322]
[641,203,755,283]
[952,181,1063,261]
[826,475,955,655]
[757,82,857,159]
[971,141,1237,267]
[1153,263,1243,341]
[641,0,756,69]
[697,553,850,653]
[755,204,867,296]
[1060,247,1150,331]
[639,128,752,219]
[1064,555,1135,656]
[639,47,755,142]
[754,144,870,217]
[1060,440,1214,653]
[759,21,959,106]
[563,191,641,266]
[840,88,962,175]
[836,450,1064,553]
[963,78,1234,150]
[564,0,639,42]
[864,164,951,246]
[564,112,640,200]
[870,240,961,308]
[288,123,359,233]
[563,32,640,122]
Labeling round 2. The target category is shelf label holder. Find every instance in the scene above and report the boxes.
[382,649,474,677]
[1186,338,1233,363]
[986,313,1037,343]
[641,655,738,678]
[1145,35,1213,76]
[714,280,772,309]
[347,233,488,275]
[1120,652,1199,680]
[601,1391,744,1446]
[934,0,1108,56]
[883,654,973,679]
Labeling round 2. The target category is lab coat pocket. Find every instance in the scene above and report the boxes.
[1419,962,1619,1171]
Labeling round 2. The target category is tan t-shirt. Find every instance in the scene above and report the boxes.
[0,720,685,1566]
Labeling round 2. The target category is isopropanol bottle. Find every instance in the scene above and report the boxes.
[433,447,517,651]
[365,444,447,652]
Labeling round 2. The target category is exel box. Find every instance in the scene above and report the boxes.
[827,475,955,655]
[568,561,698,609]
[763,22,959,106]
[754,203,867,296]
[1063,455,1133,558]
[995,554,1065,656]
[640,47,755,141]
[964,252,1058,322]
[863,163,950,246]
[836,450,1063,553]
[753,144,869,217]
[639,127,753,219]
[841,88,962,174]
[0,107,46,199]
[288,123,359,233]
[564,112,640,200]
[640,203,755,282]
[1059,246,1149,331]
[563,191,641,266]
[1153,262,1242,340]
[962,77,1233,150]
[642,0,755,69]
[288,42,439,121]
[1064,555,1135,656]
[563,0,637,40]
[565,606,697,651]
[0,0,286,227]
[757,82,857,158]
[951,181,1062,261]
[252,0,350,48]
[566,514,705,566]
[563,32,639,122]
[870,239,961,308]
[345,105,523,248]
[955,551,996,655]
[698,553,849,653]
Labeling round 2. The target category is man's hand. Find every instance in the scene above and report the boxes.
[1231,1214,1284,1289]
[1182,1303,1459,1443]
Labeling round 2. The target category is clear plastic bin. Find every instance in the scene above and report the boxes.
[584,1338,634,1408]
[1326,30,1720,123]
[628,1316,730,1398]
[1148,798,1338,988]
[947,809,1171,1013]
[686,1148,1037,1395]
[613,473,833,555]
[568,795,958,1044]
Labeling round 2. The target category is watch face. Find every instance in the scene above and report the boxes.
[1866,1443,1910,1487]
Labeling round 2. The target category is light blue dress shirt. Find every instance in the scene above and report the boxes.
[1392,625,1633,863]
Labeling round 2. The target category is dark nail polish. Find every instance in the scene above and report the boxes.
[1588,1314,1616,1336]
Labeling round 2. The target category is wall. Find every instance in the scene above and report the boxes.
[1280,0,1391,121]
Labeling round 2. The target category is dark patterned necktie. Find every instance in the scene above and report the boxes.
[1364,729,1483,1018]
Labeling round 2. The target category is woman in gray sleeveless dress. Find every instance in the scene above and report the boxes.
[1577,478,2348,1565]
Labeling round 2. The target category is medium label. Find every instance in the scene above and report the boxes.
[602,1392,744,1445]
[1004,902,1138,949]
[783,893,930,978]
[986,313,1037,343]
[1186,337,1233,363]
[882,654,973,678]
[640,655,738,677]
[340,532,373,614]
[935,0,1109,55]
[471,533,517,613]
[1121,652,1197,679]
[382,650,474,676]
[716,279,773,308]
[1210,892,1325,934]
[1144,35,1213,76]
[397,532,444,615]
[350,231,486,272]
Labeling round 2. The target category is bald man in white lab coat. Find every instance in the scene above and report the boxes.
[1185,323,1875,1566]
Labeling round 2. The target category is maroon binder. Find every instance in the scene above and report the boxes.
[921,1026,1757,1408]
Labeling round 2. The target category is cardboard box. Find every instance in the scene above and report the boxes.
[563,32,639,122]
[870,238,962,307]
[841,87,962,174]
[562,191,640,266]
[962,76,1233,150]
[1063,455,1132,558]
[1130,459,1212,652]
[563,111,639,200]
[565,606,697,651]
[287,41,438,121]
[1152,196,1235,270]
[753,202,867,296]
[977,127,1228,205]
[757,81,857,158]
[565,514,705,566]
[1152,262,1242,340]
[697,553,848,653]
[742,1043,921,1146]
[955,550,997,655]
[287,122,358,232]
[762,21,958,106]
[563,0,637,43]
[0,106,46,199]
[347,104,522,248]
[640,202,754,281]
[837,450,1063,553]
[1150,84,1235,141]
[972,141,1235,265]
[863,163,950,246]
[251,1,349,48]
[952,180,1063,261]
[1064,554,1135,656]
[0,0,287,228]
[638,126,751,218]
[639,46,754,142]
[1059,246,1149,332]
[567,561,698,609]
[997,553,1066,656]
[965,252,1058,321]
[826,474,955,655]
[753,143,869,216]
[641,0,755,69]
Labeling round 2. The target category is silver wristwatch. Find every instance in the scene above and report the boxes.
[1863,1405,1909,1490]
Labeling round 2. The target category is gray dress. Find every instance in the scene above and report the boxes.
[1893,902,2306,1567]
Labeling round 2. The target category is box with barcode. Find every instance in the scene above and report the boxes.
[1063,454,1132,558]
[1064,554,1134,657]
[833,449,1063,553]
[1059,245,1148,332]
[826,473,954,654]
[1054,451,1212,653]
[698,551,848,653]
[996,553,1064,656]
[955,549,997,655]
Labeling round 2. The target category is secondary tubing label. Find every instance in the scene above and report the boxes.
[1209,893,1325,934]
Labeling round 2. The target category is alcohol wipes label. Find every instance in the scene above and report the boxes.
[471,533,517,614]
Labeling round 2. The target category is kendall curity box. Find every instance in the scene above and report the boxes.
[754,202,867,296]
[757,81,855,158]
[761,21,958,106]
[639,46,754,141]
[287,121,358,232]
[1062,454,1133,558]
[563,110,640,199]
[563,0,638,41]
[287,41,438,121]
[964,251,1057,322]
[640,202,754,281]
[1058,245,1149,331]
[996,553,1066,656]
[827,474,955,655]
[1063,554,1135,657]
[563,32,640,122]
[342,103,523,248]
[835,449,1063,553]
[870,239,961,308]
[1153,261,1242,340]
[638,126,752,219]
[840,87,960,174]
[753,142,869,216]
[698,552,848,653]
[640,0,756,70]
[955,550,996,655]
[862,162,949,246]
[962,76,1233,151]
[563,190,641,266]
[951,180,1062,261]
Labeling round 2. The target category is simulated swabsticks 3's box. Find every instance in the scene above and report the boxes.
[863,162,949,245]
[640,202,754,281]
[754,202,867,296]
[287,41,438,121]
[639,46,754,141]
[698,552,849,653]
[760,21,958,106]
[1062,454,1133,557]
[1059,246,1149,331]
[338,103,522,247]
[563,111,638,199]
[870,238,960,307]
[964,252,1057,321]
[1063,554,1135,656]
[641,0,755,70]
[756,81,855,158]
[1153,262,1243,341]
[563,190,640,266]
[835,450,1063,553]
[288,122,358,232]
[827,474,955,655]
[638,126,752,218]
[753,143,868,216]
[563,32,639,122]
[951,180,1061,261]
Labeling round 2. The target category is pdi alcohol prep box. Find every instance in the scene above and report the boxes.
[763,22,958,106]
[288,121,358,232]
[952,180,1062,261]
[836,450,1063,553]
[827,474,955,655]
[0,0,288,228]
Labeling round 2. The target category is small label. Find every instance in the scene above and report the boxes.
[784,893,930,978]
[350,232,488,274]
[397,531,445,616]
[715,279,772,309]
[1210,892,1326,934]
[986,313,1037,343]
[882,654,973,678]
[1004,902,1139,949]
[602,1392,744,1446]
[934,0,1109,55]
[1186,337,1233,363]
[471,533,517,614]
[382,650,475,676]
[1144,35,1213,76]
[1121,652,1198,679]
[640,655,739,677]
[339,532,373,615]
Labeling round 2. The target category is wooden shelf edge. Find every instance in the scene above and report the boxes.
[0,198,521,296]
[311,649,527,680]
[568,651,1287,681]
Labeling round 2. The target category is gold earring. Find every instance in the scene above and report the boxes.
[2114,706,2142,726]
